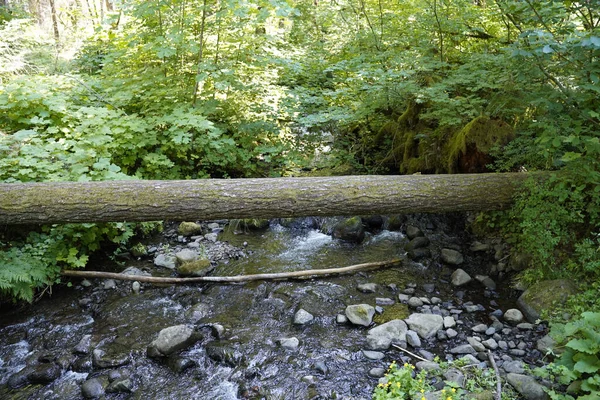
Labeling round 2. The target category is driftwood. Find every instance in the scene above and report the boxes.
[488,350,502,400]
[0,173,536,225]
[61,259,402,284]
[392,344,430,363]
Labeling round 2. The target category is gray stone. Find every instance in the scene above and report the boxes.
[362,350,385,360]
[369,368,386,378]
[106,378,133,394]
[536,335,556,354]
[186,302,211,323]
[81,378,105,399]
[147,325,198,357]
[405,313,443,339]
[178,222,203,236]
[510,349,526,356]
[406,225,424,239]
[207,222,220,230]
[74,334,93,354]
[175,249,199,264]
[366,319,408,350]
[293,309,314,325]
[470,242,490,252]
[503,360,525,374]
[465,304,482,313]
[398,294,409,302]
[407,248,431,260]
[467,337,486,352]
[406,330,422,348]
[441,248,464,265]
[498,341,508,351]
[415,361,440,371]
[278,337,299,350]
[443,316,456,328]
[376,297,395,305]
[103,279,116,290]
[444,368,465,388]
[357,283,377,293]
[336,314,348,324]
[301,375,316,384]
[154,253,176,269]
[506,373,549,400]
[485,327,496,336]
[408,297,424,308]
[92,348,130,368]
[475,275,497,290]
[504,309,524,324]
[405,236,430,251]
[204,233,218,242]
[345,304,375,327]
[472,323,488,333]
[517,279,578,323]
[517,323,534,330]
[332,217,365,243]
[422,283,435,293]
[451,268,472,286]
[431,297,442,305]
[482,338,498,350]
[314,361,328,375]
[449,344,476,355]
[131,281,141,294]
[446,328,458,338]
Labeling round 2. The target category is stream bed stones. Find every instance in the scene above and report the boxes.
[0,215,554,399]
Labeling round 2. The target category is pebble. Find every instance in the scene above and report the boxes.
[504,309,524,324]
[336,314,348,324]
[398,294,409,302]
[293,309,314,325]
[408,297,424,308]
[406,330,422,347]
[446,329,458,338]
[376,298,395,306]
[362,350,385,360]
[368,368,386,378]
[357,283,377,293]
[472,324,488,333]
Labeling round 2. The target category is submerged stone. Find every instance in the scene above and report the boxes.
[332,217,365,243]
[147,325,198,358]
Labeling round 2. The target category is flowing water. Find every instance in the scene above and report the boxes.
[0,215,520,400]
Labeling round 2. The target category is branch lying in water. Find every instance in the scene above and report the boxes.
[61,259,402,284]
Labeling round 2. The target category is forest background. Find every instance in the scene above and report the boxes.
[0,0,599,397]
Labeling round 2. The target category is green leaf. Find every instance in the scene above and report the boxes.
[573,354,600,374]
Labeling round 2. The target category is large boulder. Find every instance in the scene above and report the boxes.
[345,304,375,326]
[506,373,549,400]
[178,222,203,236]
[517,280,578,322]
[147,325,199,358]
[405,313,444,339]
[451,269,472,286]
[332,217,365,243]
[366,319,408,350]
[177,258,212,277]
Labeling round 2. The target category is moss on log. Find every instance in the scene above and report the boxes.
[0,173,535,225]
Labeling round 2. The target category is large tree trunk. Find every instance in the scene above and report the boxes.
[0,173,536,225]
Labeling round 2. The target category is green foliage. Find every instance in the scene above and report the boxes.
[536,312,600,400]
[373,362,431,400]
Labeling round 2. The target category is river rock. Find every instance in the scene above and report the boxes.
[449,344,476,355]
[29,363,61,384]
[408,297,423,308]
[441,248,464,265]
[278,337,299,350]
[386,215,405,231]
[404,236,430,251]
[451,269,472,286]
[186,302,212,323]
[536,335,556,354]
[506,373,549,400]
[362,350,385,360]
[504,309,524,324]
[345,304,375,326]
[406,330,421,347]
[336,314,348,324]
[443,316,456,328]
[369,368,386,378]
[178,222,203,236]
[106,378,133,394]
[444,368,465,387]
[517,279,577,322]
[405,313,443,339]
[362,215,384,230]
[147,325,198,358]
[175,249,199,264]
[332,217,365,243]
[294,309,314,325]
[154,253,177,269]
[177,258,212,276]
[406,225,424,239]
[475,275,497,290]
[415,361,441,371]
[407,248,431,261]
[470,241,490,252]
[467,337,486,352]
[357,283,377,293]
[503,360,525,374]
[366,319,408,350]
[81,378,106,399]
[74,334,93,354]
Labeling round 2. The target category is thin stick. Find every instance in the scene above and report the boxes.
[488,350,502,400]
[61,259,402,284]
[391,344,430,363]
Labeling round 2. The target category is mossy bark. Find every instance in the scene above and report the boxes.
[0,173,539,224]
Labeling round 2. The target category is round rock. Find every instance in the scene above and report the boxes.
[345,304,375,327]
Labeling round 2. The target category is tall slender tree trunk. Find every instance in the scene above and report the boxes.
[192,0,208,106]
[48,0,60,42]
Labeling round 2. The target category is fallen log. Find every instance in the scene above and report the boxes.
[0,173,534,225]
[61,258,402,284]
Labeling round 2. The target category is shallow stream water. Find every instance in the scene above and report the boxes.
[0,215,526,399]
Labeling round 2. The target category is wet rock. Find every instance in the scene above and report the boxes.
[518,322,534,330]
[443,316,456,328]
[147,325,199,358]
[475,275,497,290]
[366,319,408,350]
[406,330,421,348]
[74,334,93,354]
[441,248,464,265]
[506,373,549,400]
[536,335,556,354]
[470,241,490,252]
[154,253,177,269]
[444,368,465,388]
[204,233,218,242]
[332,217,365,243]
[408,297,424,308]
[503,360,525,374]
[81,378,106,399]
[178,222,203,236]
[415,361,441,371]
[362,350,385,360]
[357,283,377,293]
[175,249,199,264]
[407,248,431,261]
[404,236,430,252]
[446,328,458,338]
[106,378,133,393]
[314,360,328,375]
[205,342,244,366]
[345,304,375,327]
[7,368,30,389]
[294,309,314,325]
[472,324,488,333]
[406,226,424,239]
[517,279,577,323]
[277,337,299,350]
[336,314,348,324]
[467,337,486,352]
[29,362,61,384]
[103,279,116,290]
[422,284,435,293]
[186,302,212,323]
[482,338,498,350]
[451,269,472,286]
[405,313,443,339]
[376,297,395,306]
[93,348,130,368]
[449,344,476,355]
[386,215,405,231]
[504,309,524,324]
[177,258,212,277]
[132,281,141,294]
[362,215,384,230]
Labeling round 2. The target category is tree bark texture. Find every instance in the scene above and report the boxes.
[0,173,534,225]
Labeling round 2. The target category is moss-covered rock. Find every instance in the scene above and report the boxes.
[130,242,148,257]
[445,116,514,173]
[517,279,578,322]
[332,216,365,243]
[373,303,410,324]
[177,259,212,277]
[178,222,203,236]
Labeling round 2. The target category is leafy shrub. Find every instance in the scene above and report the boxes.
[373,362,432,400]
[537,312,600,400]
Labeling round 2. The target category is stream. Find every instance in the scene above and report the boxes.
[0,214,545,399]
